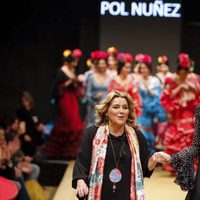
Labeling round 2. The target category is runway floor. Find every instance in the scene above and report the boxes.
[48,161,187,200]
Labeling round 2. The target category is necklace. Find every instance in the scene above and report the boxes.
[109,133,125,192]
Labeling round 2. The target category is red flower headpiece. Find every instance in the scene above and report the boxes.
[135,53,144,62]
[124,53,134,63]
[107,47,118,55]
[63,49,82,59]
[142,54,152,64]
[117,52,133,63]
[73,49,82,58]
[178,53,190,68]
[91,51,107,60]
[158,55,168,65]
[165,77,173,85]
[117,52,125,60]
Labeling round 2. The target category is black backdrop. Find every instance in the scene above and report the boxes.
[0,1,99,122]
[0,0,199,122]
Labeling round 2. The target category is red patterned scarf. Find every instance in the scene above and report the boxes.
[88,124,145,200]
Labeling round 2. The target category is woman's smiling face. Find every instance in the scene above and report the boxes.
[107,97,129,127]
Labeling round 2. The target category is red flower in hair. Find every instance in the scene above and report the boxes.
[135,53,144,62]
[162,56,168,63]
[117,52,125,60]
[180,60,190,68]
[91,51,98,59]
[179,53,189,61]
[117,52,133,63]
[178,53,190,68]
[124,53,134,63]
[143,54,152,64]
[91,51,107,60]
[158,55,168,65]
[165,77,173,85]
[107,47,118,55]
[99,51,107,59]
[73,49,82,58]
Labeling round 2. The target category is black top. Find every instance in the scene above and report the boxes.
[72,126,153,200]
[16,107,43,145]
[16,107,40,138]
[53,68,76,100]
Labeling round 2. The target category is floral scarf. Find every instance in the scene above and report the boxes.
[88,124,145,200]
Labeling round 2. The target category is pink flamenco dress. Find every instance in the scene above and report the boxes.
[161,76,200,172]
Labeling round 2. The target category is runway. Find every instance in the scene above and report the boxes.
[51,161,187,200]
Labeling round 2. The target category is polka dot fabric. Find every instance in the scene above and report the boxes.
[170,105,200,191]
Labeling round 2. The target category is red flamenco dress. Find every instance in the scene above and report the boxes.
[161,76,200,172]
[42,68,83,159]
[107,77,142,116]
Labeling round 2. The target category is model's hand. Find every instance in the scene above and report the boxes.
[152,151,172,163]
[148,152,171,171]
[75,179,88,198]
[180,84,189,90]
[94,92,103,100]
[77,74,85,83]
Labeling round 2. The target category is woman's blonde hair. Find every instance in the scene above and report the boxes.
[95,90,137,127]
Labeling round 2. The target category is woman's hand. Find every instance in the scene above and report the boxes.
[24,134,32,142]
[187,82,197,93]
[153,152,171,163]
[148,152,172,171]
[23,156,33,162]
[75,179,88,198]
[18,161,32,174]
[180,84,189,90]
[77,74,85,83]
[94,92,103,100]
[171,84,184,97]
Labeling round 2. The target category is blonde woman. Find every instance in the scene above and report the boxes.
[72,90,168,200]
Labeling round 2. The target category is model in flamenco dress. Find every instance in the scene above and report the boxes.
[41,49,83,159]
[136,54,166,154]
[161,53,200,172]
[107,46,119,78]
[155,55,174,87]
[154,55,174,150]
[85,51,112,128]
[107,52,142,117]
